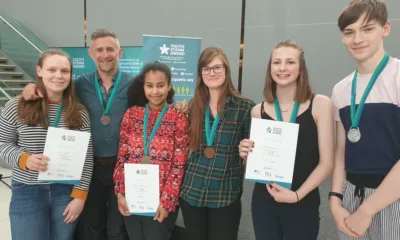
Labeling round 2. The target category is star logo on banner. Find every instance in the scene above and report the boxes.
[159,44,170,55]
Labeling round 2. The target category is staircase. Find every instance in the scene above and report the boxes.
[0,6,47,111]
[0,56,34,109]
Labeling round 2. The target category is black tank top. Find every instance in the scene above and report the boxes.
[252,95,320,207]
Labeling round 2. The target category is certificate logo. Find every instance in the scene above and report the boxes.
[136,169,148,175]
[275,175,284,180]
[266,127,282,135]
[272,127,282,135]
[61,135,76,142]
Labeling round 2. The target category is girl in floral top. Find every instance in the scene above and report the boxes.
[113,61,189,240]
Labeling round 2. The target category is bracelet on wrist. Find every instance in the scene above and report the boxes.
[328,191,343,201]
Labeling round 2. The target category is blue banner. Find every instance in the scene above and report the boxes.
[143,35,201,103]
[61,47,143,80]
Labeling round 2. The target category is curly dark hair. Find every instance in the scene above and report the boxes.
[127,61,175,107]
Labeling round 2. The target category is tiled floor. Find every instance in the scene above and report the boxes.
[0,166,12,240]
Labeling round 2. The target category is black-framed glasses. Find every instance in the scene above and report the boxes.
[201,64,225,75]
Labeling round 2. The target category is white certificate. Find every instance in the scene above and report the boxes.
[124,163,160,216]
[245,118,299,189]
[38,127,90,185]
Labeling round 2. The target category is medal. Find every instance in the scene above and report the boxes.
[348,53,390,142]
[101,115,110,125]
[347,128,361,143]
[94,70,123,127]
[274,98,299,123]
[204,147,215,159]
[141,155,151,164]
[204,105,220,159]
[143,104,169,163]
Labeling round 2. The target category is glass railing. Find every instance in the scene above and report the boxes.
[0,86,12,100]
[0,78,12,113]
[0,6,48,79]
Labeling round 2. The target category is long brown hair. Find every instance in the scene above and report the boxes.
[189,47,244,150]
[263,40,313,103]
[17,49,86,129]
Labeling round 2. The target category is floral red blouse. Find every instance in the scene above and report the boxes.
[113,105,189,212]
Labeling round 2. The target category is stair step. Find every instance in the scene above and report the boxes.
[0,72,23,77]
[0,79,33,83]
[0,64,15,70]
[0,58,7,63]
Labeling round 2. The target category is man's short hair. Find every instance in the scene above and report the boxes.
[90,28,120,48]
[338,0,388,31]
[91,28,118,40]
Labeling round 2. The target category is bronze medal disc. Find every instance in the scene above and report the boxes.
[141,155,151,164]
[204,147,215,159]
[101,115,111,125]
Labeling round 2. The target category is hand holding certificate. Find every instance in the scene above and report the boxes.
[38,127,90,185]
[124,163,160,217]
[245,118,299,189]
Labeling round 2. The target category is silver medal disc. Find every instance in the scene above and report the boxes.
[347,128,361,143]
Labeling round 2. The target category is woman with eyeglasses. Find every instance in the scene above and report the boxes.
[179,47,255,240]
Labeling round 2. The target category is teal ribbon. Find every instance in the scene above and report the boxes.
[143,104,169,155]
[205,105,220,147]
[274,98,299,123]
[94,70,123,116]
[46,100,63,127]
[350,53,390,128]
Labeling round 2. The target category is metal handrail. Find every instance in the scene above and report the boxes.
[0,15,43,54]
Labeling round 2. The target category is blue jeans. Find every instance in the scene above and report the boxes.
[9,180,78,240]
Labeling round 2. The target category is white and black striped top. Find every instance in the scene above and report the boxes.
[0,97,93,193]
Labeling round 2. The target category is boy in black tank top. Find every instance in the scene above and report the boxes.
[239,40,334,240]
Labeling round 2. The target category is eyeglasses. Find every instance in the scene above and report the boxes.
[201,64,225,75]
